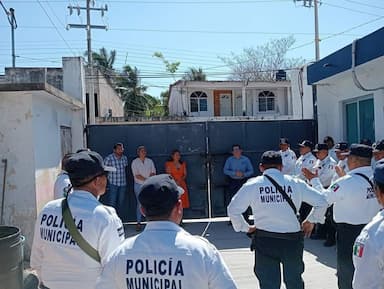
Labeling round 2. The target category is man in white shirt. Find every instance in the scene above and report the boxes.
[228,151,327,289]
[131,145,156,231]
[303,144,381,289]
[96,174,237,289]
[31,150,125,289]
[53,153,72,199]
[279,137,297,175]
[352,162,384,289]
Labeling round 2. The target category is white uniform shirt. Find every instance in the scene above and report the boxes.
[310,166,380,224]
[294,152,316,181]
[131,157,156,185]
[227,168,328,233]
[313,155,337,188]
[31,190,125,289]
[96,221,237,289]
[280,148,297,175]
[53,171,72,199]
[352,210,384,289]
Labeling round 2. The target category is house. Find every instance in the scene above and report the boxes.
[307,26,384,144]
[168,69,314,120]
[0,56,124,257]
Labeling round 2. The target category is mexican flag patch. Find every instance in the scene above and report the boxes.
[353,242,365,257]
[330,183,340,192]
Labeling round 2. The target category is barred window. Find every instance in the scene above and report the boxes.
[258,91,275,112]
[190,91,208,112]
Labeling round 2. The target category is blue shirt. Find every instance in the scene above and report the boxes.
[223,155,254,180]
[104,153,128,186]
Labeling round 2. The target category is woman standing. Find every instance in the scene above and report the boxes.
[165,149,190,210]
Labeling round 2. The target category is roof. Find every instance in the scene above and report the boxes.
[0,82,84,109]
[307,26,384,85]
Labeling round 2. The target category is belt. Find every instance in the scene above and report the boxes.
[255,229,303,240]
[336,223,366,228]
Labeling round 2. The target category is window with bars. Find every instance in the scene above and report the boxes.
[190,91,208,112]
[258,91,275,112]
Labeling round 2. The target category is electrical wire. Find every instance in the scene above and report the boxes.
[36,0,77,55]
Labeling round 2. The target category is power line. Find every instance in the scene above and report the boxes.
[321,1,382,17]
[36,0,77,55]
[341,0,384,10]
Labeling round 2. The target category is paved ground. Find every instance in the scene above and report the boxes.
[24,218,338,289]
[124,218,338,289]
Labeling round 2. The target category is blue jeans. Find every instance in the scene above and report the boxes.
[105,183,126,216]
[134,183,144,223]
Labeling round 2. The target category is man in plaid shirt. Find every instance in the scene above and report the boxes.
[104,143,129,217]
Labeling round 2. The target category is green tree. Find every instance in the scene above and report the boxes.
[86,47,116,81]
[220,35,305,81]
[116,65,161,117]
[183,67,207,81]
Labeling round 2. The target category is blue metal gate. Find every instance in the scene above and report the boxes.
[87,120,316,221]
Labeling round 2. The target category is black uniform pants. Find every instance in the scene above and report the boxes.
[225,178,251,221]
[253,231,304,289]
[336,223,366,289]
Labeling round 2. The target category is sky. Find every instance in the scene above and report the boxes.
[0,0,384,98]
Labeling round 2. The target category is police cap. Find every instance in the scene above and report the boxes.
[335,142,349,151]
[373,139,384,152]
[139,174,184,217]
[66,150,116,185]
[298,140,313,149]
[261,151,282,165]
[313,143,328,152]
[374,161,384,184]
[279,138,289,145]
[341,144,372,159]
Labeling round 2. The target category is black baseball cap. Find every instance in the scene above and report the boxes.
[298,140,313,149]
[335,142,349,151]
[374,161,384,184]
[66,151,116,185]
[260,151,282,165]
[138,174,184,217]
[341,144,372,159]
[313,143,328,152]
[373,140,384,152]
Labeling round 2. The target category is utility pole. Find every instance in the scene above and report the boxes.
[67,1,108,124]
[0,1,17,67]
[294,0,320,61]
[294,0,320,143]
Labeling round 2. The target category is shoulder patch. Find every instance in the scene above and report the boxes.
[330,183,340,192]
[353,242,365,257]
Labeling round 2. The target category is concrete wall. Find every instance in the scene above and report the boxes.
[0,91,36,258]
[316,56,384,142]
[5,67,63,91]
[95,70,124,118]
[0,89,84,258]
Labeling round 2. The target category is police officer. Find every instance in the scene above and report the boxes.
[31,150,125,289]
[228,151,328,289]
[332,142,349,182]
[303,144,381,289]
[294,140,316,181]
[308,143,337,245]
[96,174,237,289]
[352,161,384,289]
[279,137,297,175]
[372,139,384,167]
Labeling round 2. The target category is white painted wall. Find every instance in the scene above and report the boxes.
[95,71,124,118]
[316,56,384,142]
[0,88,84,258]
[0,91,37,258]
